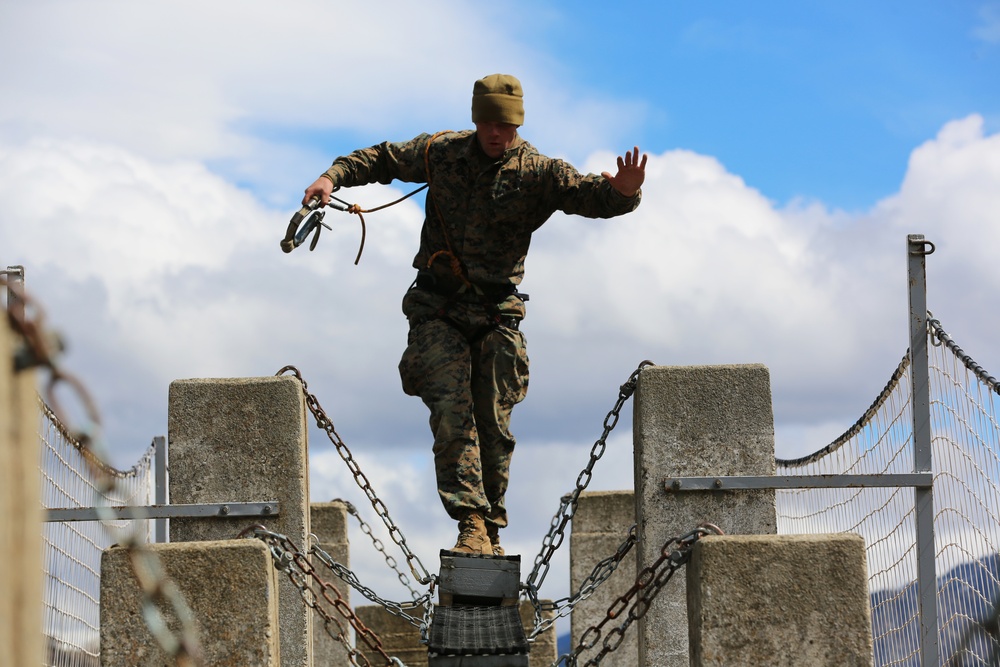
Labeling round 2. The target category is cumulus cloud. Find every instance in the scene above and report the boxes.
[3,0,999,629]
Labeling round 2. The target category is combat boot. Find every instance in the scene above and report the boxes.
[451,511,492,555]
[486,523,505,556]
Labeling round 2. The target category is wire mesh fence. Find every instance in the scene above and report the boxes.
[777,322,1000,666]
[40,399,157,667]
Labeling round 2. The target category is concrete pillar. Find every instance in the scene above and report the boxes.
[100,540,281,666]
[0,318,42,667]
[633,364,777,667]
[522,599,558,667]
[569,491,637,666]
[311,501,351,666]
[687,534,873,666]
[357,605,428,667]
[168,376,311,667]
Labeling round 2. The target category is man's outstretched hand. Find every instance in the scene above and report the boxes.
[602,146,647,197]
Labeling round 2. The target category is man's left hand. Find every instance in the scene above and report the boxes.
[602,146,647,197]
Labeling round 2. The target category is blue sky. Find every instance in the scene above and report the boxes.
[3,0,1000,616]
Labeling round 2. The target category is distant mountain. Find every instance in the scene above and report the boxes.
[872,553,999,665]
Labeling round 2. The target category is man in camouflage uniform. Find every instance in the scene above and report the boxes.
[302,74,646,556]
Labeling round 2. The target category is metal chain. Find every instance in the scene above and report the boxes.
[336,498,422,601]
[526,524,637,640]
[242,526,407,667]
[3,273,205,666]
[309,538,433,632]
[524,361,654,612]
[553,524,724,667]
[277,366,432,585]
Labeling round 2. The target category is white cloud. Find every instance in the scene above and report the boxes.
[973,3,1000,44]
[5,114,998,467]
[0,0,640,176]
[3,0,999,625]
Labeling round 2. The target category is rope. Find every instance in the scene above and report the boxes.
[928,316,1000,396]
[329,184,428,265]
[421,130,472,288]
[776,352,911,467]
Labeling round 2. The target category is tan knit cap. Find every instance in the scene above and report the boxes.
[471,74,524,126]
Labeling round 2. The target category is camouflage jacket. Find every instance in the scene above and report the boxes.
[323,130,641,287]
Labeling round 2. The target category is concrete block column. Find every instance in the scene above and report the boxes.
[687,534,874,666]
[569,490,638,666]
[168,376,311,666]
[311,501,351,665]
[633,364,777,667]
[100,540,282,666]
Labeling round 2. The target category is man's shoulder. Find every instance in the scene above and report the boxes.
[428,129,475,145]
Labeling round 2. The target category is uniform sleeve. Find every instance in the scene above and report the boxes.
[545,158,641,219]
[322,134,433,188]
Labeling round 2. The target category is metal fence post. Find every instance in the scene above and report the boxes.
[907,233,938,667]
[3,265,25,320]
[153,436,168,543]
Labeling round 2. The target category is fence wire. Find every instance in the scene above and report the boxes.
[777,322,1000,667]
[39,400,157,667]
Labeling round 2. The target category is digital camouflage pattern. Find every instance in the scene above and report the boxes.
[398,288,528,526]
[322,130,641,529]
[323,130,641,289]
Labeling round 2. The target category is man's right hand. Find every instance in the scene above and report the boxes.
[302,175,335,206]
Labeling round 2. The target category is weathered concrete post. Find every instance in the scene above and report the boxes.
[0,314,43,667]
[570,490,638,666]
[101,540,282,666]
[633,364,777,667]
[168,376,312,667]
[687,534,874,666]
[311,500,351,665]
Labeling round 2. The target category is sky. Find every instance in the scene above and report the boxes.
[3,0,1000,630]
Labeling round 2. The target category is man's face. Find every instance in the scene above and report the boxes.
[475,121,518,159]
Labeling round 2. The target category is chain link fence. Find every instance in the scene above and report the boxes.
[777,320,1000,666]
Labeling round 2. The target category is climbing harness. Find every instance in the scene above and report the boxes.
[281,184,428,264]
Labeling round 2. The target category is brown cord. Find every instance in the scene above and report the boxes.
[331,183,428,265]
[422,131,472,288]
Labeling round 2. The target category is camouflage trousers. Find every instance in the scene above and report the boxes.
[398,287,529,529]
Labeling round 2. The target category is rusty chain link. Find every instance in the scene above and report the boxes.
[241,526,407,667]
[524,360,654,629]
[336,498,423,601]
[308,536,433,633]
[277,366,433,587]
[554,523,724,667]
[3,271,205,665]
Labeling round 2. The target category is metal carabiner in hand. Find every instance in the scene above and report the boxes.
[281,196,333,253]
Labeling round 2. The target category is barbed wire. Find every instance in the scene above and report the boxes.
[2,272,204,665]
